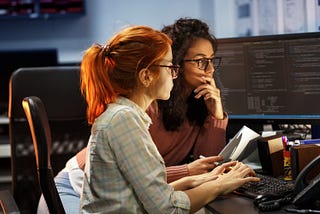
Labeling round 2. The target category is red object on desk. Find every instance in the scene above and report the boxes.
[283,150,292,181]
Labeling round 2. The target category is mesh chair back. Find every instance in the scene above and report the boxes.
[8,66,90,213]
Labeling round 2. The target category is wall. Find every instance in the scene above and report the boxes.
[213,0,236,38]
[0,0,215,64]
[214,0,320,37]
[1,0,318,63]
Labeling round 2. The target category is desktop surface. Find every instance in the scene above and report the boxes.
[205,194,293,214]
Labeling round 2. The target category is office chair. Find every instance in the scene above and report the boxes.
[22,96,66,214]
[8,66,91,213]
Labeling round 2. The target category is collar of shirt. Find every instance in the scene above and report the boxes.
[116,96,152,128]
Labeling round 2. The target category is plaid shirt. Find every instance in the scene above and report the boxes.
[81,97,190,213]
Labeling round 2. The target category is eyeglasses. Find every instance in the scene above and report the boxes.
[152,64,180,79]
[184,57,222,71]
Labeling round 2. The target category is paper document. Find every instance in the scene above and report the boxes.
[219,125,260,162]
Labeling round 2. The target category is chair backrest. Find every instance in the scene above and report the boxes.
[22,96,66,214]
[8,66,91,213]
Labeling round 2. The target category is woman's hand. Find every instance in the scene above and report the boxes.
[170,169,219,191]
[193,76,224,119]
[187,156,224,176]
[210,161,238,175]
[214,161,260,195]
[173,161,259,191]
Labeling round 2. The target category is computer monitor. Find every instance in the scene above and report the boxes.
[0,49,58,116]
[214,32,320,136]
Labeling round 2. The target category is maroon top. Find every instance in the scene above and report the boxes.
[147,104,228,182]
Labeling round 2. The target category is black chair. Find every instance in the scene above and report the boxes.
[8,66,91,213]
[22,96,66,214]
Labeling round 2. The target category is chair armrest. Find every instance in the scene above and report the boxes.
[0,190,20,213]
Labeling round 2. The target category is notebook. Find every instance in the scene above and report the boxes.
[219,125,261,163]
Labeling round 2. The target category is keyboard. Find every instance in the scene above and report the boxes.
[234,173,296,199]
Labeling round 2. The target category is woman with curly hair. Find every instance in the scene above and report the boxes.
[149,17,228,176]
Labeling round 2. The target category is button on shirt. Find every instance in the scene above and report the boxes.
[81,97,190,213]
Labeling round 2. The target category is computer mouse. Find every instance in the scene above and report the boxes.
[254,194,280,205]
[254,194,282,211]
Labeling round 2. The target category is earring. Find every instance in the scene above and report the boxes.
[143,81,150,87]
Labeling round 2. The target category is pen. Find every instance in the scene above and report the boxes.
[299,138,320,145]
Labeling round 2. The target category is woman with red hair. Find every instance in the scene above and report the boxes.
[78,25,258,213]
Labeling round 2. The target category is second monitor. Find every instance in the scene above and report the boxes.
[215,32,320,126]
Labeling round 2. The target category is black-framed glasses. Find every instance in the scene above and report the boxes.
[152,64,180,79]
[184,57,222,71]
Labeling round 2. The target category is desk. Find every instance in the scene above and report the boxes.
[205,194,292,214]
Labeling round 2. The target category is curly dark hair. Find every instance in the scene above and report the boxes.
[159,18,218,131]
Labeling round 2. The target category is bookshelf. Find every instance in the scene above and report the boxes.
[0,0,85,20]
